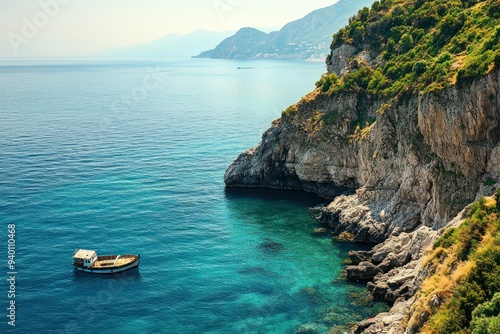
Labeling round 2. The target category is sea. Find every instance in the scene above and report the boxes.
[0,58,387,334]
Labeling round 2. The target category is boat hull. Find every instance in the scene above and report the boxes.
[74,255,140,274]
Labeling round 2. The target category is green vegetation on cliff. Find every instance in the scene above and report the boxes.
[318,0,500,98]
[411,190,500,334]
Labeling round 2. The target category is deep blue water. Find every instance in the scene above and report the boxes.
[0,58,387,334]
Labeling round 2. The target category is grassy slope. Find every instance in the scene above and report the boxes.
[411,190,500,333]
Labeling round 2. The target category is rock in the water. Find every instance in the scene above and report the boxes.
[347,250,371,265]
[312,227,328,234]
[337,231,356,241]
[346,261,383,281]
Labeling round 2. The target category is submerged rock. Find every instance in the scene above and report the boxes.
[238,266,267,275]
[348,291,374,307]
[299,286,325,305]
[296,323,322,334]
[329,326,351,334]
[257,239,284,254]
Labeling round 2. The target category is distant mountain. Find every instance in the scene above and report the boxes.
[194,0,375,60]
[92,29,234,58]
[196,28,269,59]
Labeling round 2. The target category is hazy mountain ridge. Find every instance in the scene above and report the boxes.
[195,0,375,60]
[92,29,234,58]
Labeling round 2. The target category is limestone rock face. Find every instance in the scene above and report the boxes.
[226,67,500,235]
[326,44,356,76]
[488,144,500,179]
[224,91,365,198]
[224,44,500,334]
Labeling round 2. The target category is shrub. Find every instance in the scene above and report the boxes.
[489,1,500,18]
[484,179,497,187]
[437,52,452,63]
[472,293,500,320]
[342,67,374,91]
[413,61,428,77]
[471,316,500,334]
[332,28,349,49]
[400,33,414,53]
[316,73,339,93]
[384,38,396,60]
[368,69,390,92]
[434,228,458,249]
[424,306,467,333]
[456,215,489,260]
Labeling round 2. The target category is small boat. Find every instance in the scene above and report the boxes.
[73,249,140,274]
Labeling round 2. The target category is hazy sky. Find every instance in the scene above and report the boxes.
[0,0,338,57]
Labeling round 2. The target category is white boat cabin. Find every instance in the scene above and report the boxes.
[73,249,98,268]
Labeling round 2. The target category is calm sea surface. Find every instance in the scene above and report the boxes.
[0,58,387,334]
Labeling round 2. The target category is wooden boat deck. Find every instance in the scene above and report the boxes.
[92,256,136,268]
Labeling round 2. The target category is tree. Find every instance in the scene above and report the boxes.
[413,61,427,77]
[400,33,414,53]
[359,7,370,23]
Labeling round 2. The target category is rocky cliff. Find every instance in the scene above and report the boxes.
[225,67,500,333]
[226,67,500,234]
[225,0,500,332]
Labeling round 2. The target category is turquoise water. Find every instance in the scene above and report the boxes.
[0,59,387,333]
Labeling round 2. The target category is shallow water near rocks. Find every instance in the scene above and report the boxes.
[0,58,388,333]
